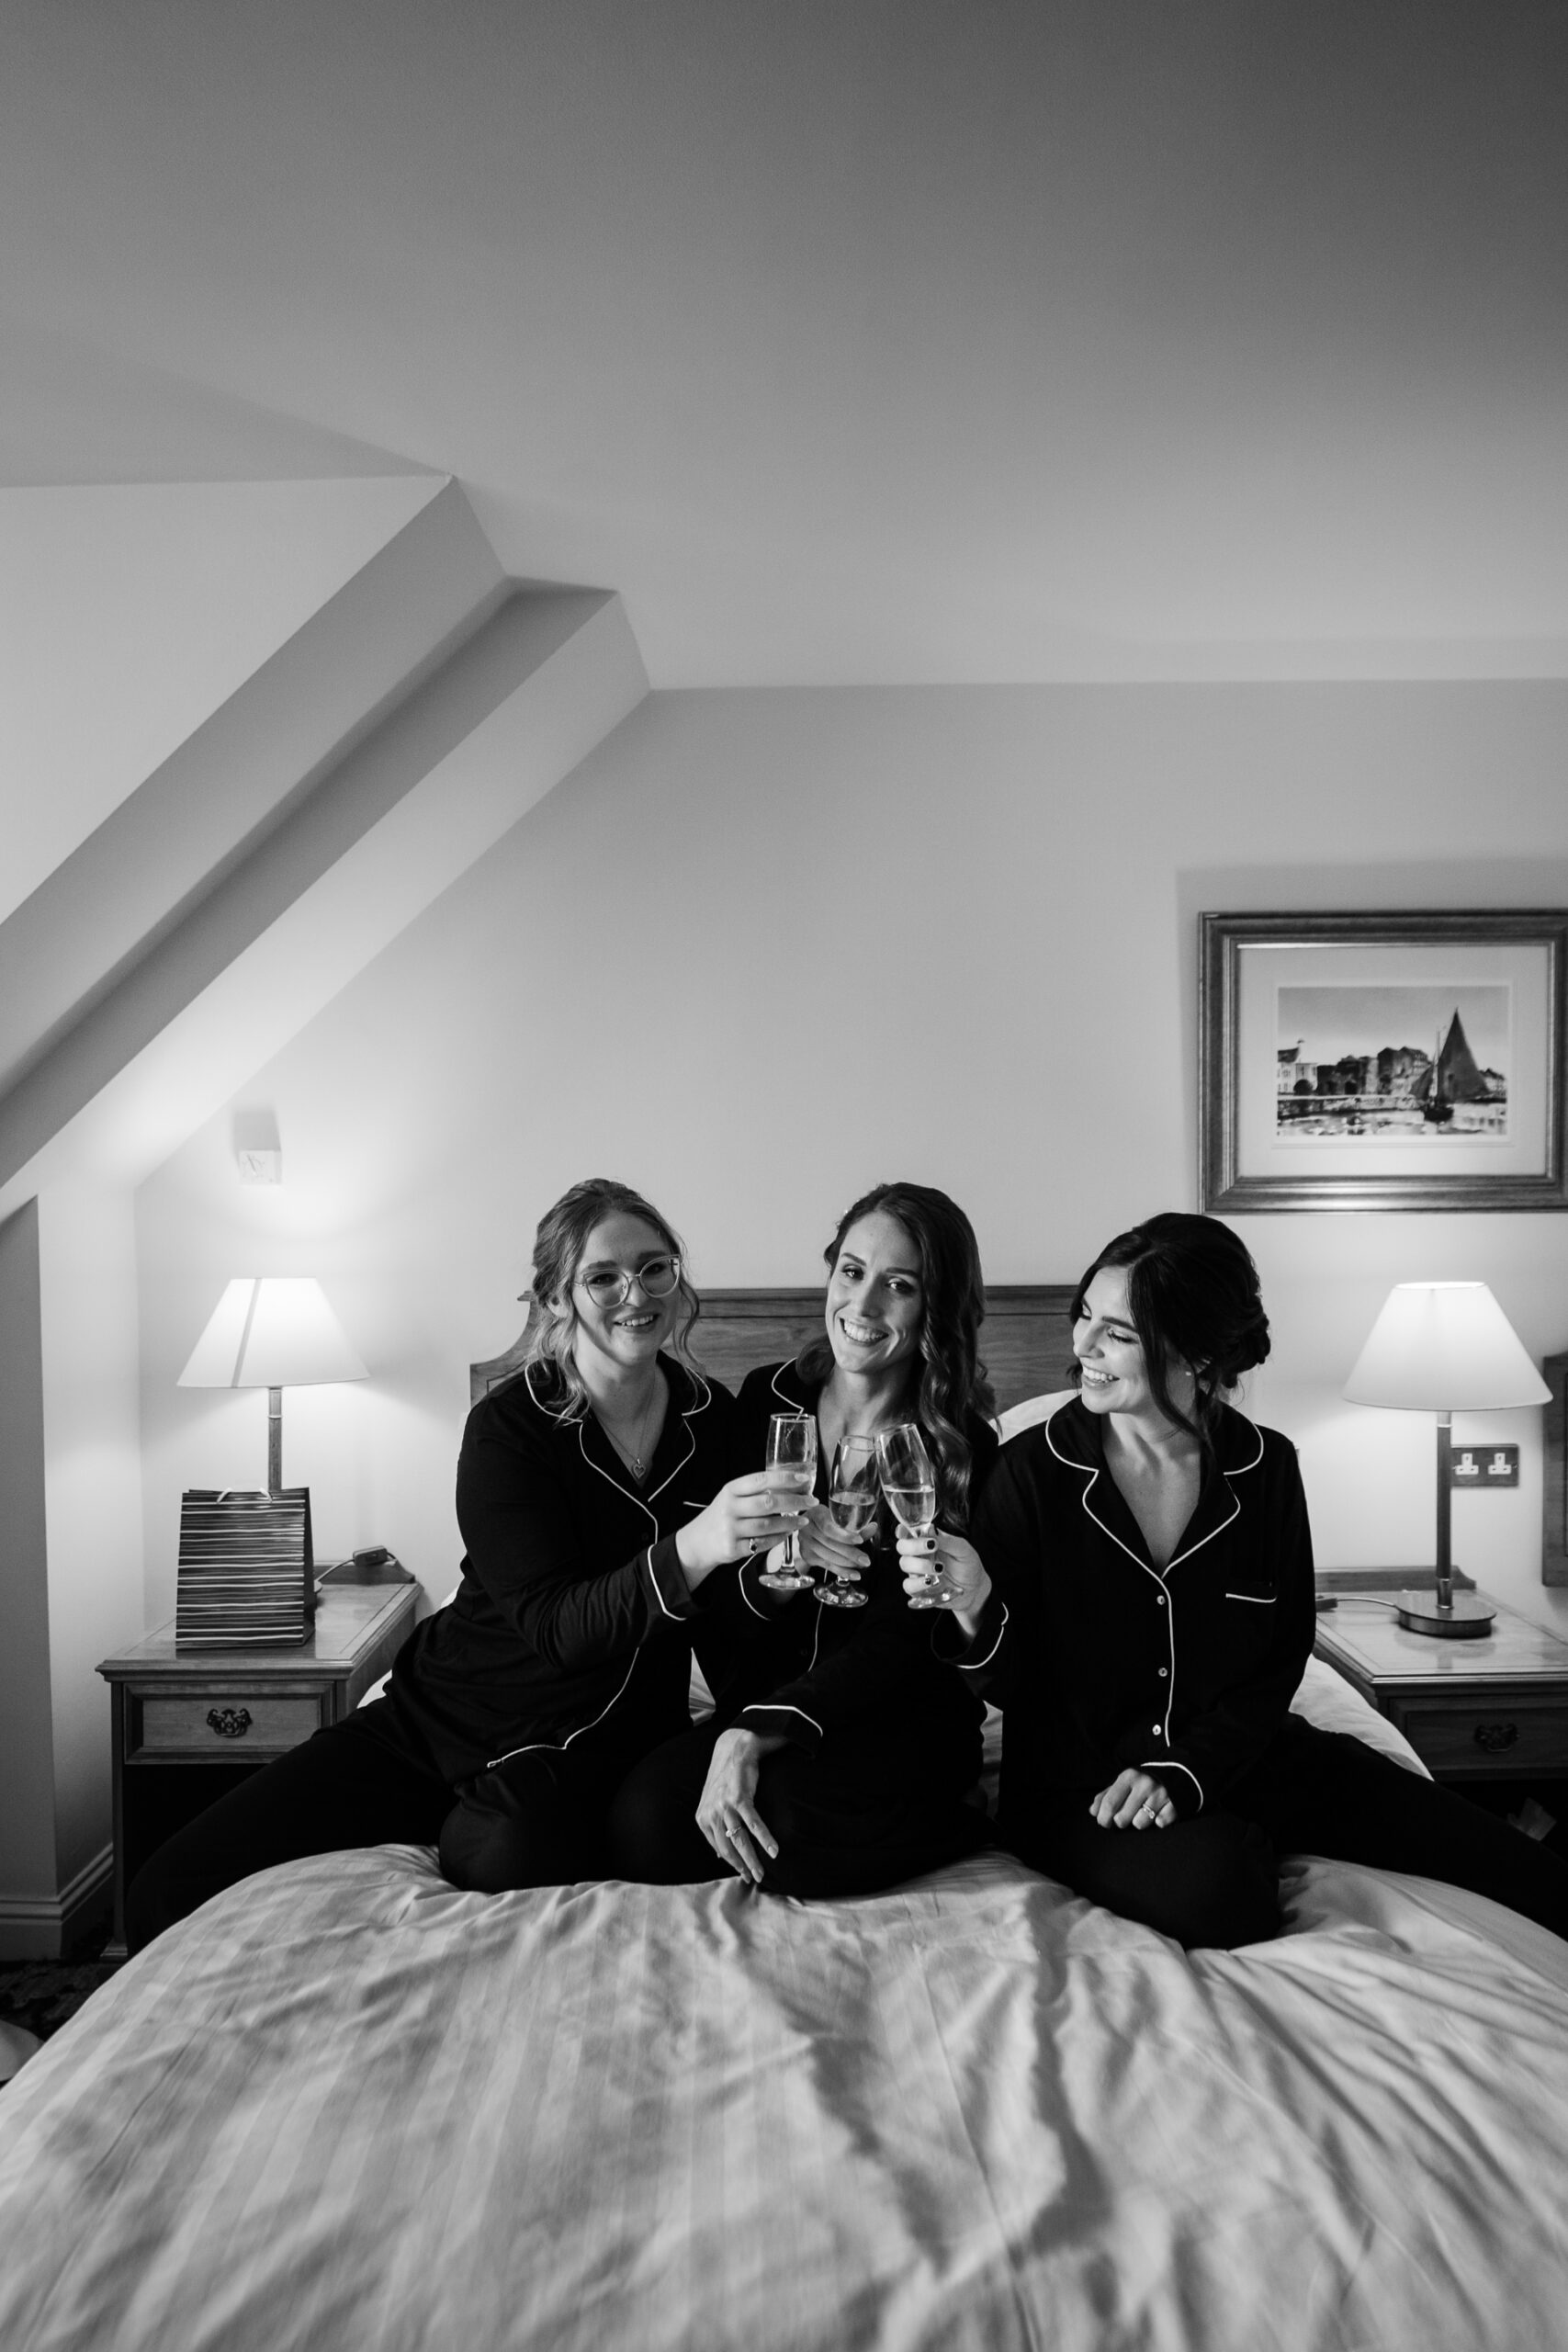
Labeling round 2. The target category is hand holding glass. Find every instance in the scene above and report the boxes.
[822,1435,877,1607]
[758,1413,818,1591]
[875,1423,940,1600]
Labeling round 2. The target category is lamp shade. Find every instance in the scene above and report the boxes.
[177,1278,367,1390]
[1342,1283,1550,1413]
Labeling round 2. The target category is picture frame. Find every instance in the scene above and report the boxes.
[1546,1352,1567,1589]
[1199,910,1567,1213]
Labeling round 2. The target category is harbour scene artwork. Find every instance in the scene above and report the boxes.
[1277,984,1510,1141]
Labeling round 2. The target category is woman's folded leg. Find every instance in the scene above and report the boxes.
[1240,1715,1568,1941]
[604,1722,726,1884]
[752,1745,991,1898]
[126,1701,453,1952]
[1005,1797,1282,1950]
[608,1725,991,1897]
[442,1729,660,1892]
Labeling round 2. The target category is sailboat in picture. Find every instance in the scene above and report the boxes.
[1413,1008,1489,1127]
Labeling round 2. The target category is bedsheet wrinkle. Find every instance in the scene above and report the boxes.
[4,1834,1568,2352]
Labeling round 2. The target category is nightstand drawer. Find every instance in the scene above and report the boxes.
[130,1691,326,1758]
[99,1586,419,1954]
[1389,1698,1568,1779]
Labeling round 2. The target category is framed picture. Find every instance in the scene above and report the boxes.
[1199,910,1567,1213]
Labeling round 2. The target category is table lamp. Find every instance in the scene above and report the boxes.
[178,1276,368,1496]
[1342,1282,1550,1638]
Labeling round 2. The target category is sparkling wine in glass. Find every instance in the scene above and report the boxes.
[758,1412,818,1591]
[822,1434,877,1608]
[875,1422,940,1595]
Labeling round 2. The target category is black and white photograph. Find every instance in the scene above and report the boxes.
[3,8,1568,2352]
[1276,983,1511,1142]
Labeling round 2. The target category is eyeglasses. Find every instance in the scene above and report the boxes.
[576,1255,682,1309]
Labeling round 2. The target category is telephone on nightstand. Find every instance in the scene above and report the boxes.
[317,1546,414,1586]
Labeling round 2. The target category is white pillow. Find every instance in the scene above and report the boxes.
[1289,1652,1429,1776]
[690,1654,716,1723]
[996,1388,1075,1443]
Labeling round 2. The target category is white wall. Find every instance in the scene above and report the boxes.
[38,1183,146,1889]
[0,1185,142,1952]
[0,1203,57,1911]
[137,684,1568,1635]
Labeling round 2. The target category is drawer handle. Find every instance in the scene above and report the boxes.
[1472,1721,1518,1755]
[206,1706,254,1740]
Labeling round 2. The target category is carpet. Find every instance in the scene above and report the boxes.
[0,1944,121,2082]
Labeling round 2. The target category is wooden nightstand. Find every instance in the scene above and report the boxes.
[1314,1590,1568,1784]
[96,1583,417,1955]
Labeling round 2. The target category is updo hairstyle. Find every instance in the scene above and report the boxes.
[1071,1211,1269,1450]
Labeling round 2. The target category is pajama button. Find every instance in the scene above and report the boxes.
[1157,1668,1168,1679]
[1156,1594,1167,1606]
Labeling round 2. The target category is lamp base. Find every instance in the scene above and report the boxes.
[1395,1589,1495,1640]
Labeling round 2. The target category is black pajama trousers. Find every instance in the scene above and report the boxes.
[1006,1714,1568,1951]
[608,1719,992,1898]
[125,1697,669,1952]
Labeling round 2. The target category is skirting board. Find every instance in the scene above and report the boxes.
[0,1843,113,1960]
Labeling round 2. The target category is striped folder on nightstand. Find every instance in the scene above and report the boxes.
[175,1488,315,1649]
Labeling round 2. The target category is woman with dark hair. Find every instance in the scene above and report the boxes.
[610,1182,999,1898]
[898,1211,1568,1950]
[128,1178,784,1948]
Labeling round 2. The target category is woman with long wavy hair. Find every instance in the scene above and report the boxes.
[610,1182,1000,1897]
[128,1178,787,1948]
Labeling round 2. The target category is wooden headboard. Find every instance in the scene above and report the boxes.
[471,1284,1077,1410]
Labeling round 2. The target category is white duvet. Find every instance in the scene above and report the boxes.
[2,1665,1565,2352]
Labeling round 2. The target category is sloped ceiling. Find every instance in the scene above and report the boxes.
[0,478,448,923]
[2,0,1564,685]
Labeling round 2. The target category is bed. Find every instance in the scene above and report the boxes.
[4,1295,1567,2352]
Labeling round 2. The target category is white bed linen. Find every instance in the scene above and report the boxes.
[2,1669,1564,2352]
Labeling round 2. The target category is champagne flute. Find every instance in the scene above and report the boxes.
[875,1422,941,1600]
[821,1434,877,1608]
[757,1412,818,1591]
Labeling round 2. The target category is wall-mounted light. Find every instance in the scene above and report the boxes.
[233,1106,282,1185]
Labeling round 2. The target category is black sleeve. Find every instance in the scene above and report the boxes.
[930,1435,1027,1699]
[455,1398,698,1673]
[1129,1441,1317,1817]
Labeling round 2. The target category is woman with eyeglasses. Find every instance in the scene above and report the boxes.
[608,1182,999,1898]
[127,1178,784,1948]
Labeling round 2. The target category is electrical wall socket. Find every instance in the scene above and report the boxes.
[1449,1443,1519,1489]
